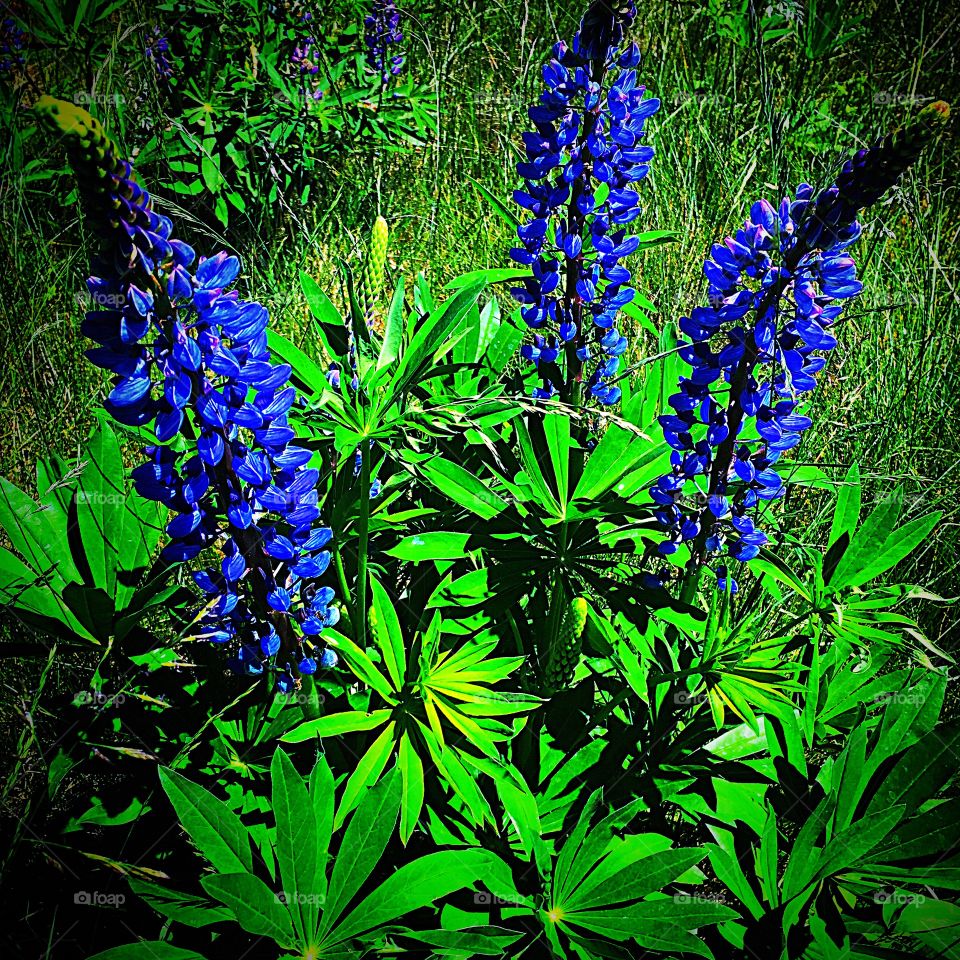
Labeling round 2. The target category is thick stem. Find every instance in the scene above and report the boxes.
[679,244,806,598]
[356,441,372,648]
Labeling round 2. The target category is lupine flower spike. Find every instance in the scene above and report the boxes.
[364,0,405,85]
[511,0,658,406]
[649,101,950,593]
[0,17,26,74]
[145,27,175,82]
[34,97,341,690]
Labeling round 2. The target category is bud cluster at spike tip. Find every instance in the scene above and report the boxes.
[649,101,950,592]
[364,0,404,85]
[509,0,658,406]
[34,96,341,691]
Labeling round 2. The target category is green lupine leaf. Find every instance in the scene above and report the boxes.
[828,486,904,588]
[377,276,406,369]
[74,420,124,597]
[127,878,233,929]
[829,461,861,547]
[812,805,905,882]
[320,768,402,937]
[330,849,496,945]
[300,271,348,359]
[418,458,507,519]
[0,475,78,587]
[88,944,209,960]
[386,531,473,562]
[370,577,406,690]
[201,873,296,947]
[566,848,705,911]
[158,768,252,876]
[866,722,960,820]
[833,510,941,589]
[267,330,328,398]
[309,755,335,905]
[334,722,397,829]
[271,748,319,941]
[281,710,391,742]
[398,733,424,845]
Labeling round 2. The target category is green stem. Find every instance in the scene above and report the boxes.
[356,441,372,648]
[333,541,355,629]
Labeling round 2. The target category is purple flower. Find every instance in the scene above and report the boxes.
[511,2,657,406]
[650,101,951,582]
[364,0,405,85]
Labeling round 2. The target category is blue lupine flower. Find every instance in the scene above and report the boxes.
[145,27,174,81]
[364,0,404,85]
[511,1,657,406]
[290,21,327,102]
[0,18,26,73]
[650,101,951,586]
[36,96,340,689]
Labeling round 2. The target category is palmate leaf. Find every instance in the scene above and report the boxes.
[284,607,535,832]
[827,485,916,589]
[829,461,862,548]
[88,945,208,960]
[319,768,402,939]
[126,878,233,929]
[417,458,508,520]
[0,419,165,643]
[329,849,499,946]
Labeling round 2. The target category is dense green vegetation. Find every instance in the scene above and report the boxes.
[0,1,958,958]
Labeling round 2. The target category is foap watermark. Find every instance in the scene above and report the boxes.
[674,689,708,706]
[665,90,731,108]
[276,890,325,906]
[871,691,927,707]
[873,92,930,107]
[75,690,126,707]
[873,889,925,905]
[674,893,726,904]
[76,490,128,506]
[474,892,519,906]
[74,891,125,907]
[276,690,326,708]
[75,290,127,309]
[72,92,126,106]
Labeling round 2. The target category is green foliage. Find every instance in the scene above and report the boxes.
[3,4,959,959]
[0,418,178,646]
[98,750,501,959]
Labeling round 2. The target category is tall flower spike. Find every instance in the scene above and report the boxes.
[35,97,340,689]
[364,0,404,85]
[650,101,950,588]
[0,17,26,74]
[145,27,174,81]
[511,0,656,406]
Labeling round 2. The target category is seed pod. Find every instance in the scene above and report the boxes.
[359,215,389,327]
[543,596,588,694]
